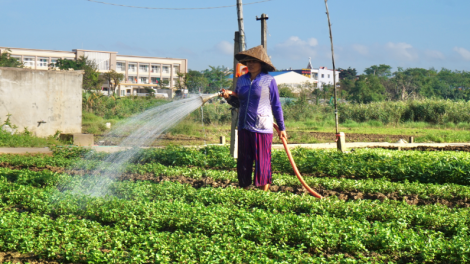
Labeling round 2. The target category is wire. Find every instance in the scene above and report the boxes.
[86,0,273,10]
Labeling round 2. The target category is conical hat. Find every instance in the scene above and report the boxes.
[235,45,276,72]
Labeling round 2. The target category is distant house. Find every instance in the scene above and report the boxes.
[227,71,315,94]
[268,71,315,94]
[282,58,340,89]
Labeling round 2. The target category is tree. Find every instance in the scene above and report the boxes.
[102,70,124,96]
[0,49,24,68]
[158,79,169,90]
[201,66,232,93]
[364,64,392,78]
[175,72,186,90]
[349,75,386,103]
[53,56,102,91]
[182,70,209,93]
[297,82,316,103]
[338,67,357,80]
[278,84,295,98]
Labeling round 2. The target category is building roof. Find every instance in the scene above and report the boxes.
[306,57,313,69]
[268,71,291,77]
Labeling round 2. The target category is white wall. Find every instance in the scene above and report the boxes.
[0,67,83,137]
[316,67,340,89]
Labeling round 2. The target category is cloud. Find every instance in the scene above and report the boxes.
[424,49,445,60]
[307,38,318,47]
[352,44,368,56]
[454,47,470,60]
[385,42,418,61]
[214,41,233,56]
[271,36,318,61]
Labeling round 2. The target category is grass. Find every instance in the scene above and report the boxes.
[81,112,119,135]
[0,130,64,147]
[159,118,470,145]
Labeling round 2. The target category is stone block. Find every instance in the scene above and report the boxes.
[73,134,94,146]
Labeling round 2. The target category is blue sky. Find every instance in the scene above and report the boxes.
[1,0,469,73]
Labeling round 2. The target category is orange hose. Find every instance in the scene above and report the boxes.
[273,124,323,199]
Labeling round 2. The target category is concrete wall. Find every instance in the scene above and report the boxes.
[0,67,83,137]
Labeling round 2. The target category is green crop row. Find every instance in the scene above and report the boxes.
[1,169,470,240]
[3,146,470,186]
[3,152,470,200]
[84,145,470,185]
[122,162,470,200]
[1,172,470,263]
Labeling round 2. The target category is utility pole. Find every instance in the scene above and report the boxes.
[237,0,245,51]
[230,32,240,157]
[324,0,344,152]
[230,0,246,157]
[256,13,269,49]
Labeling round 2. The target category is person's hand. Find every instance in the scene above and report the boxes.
[220,89,232,99]
[279,131,287,141]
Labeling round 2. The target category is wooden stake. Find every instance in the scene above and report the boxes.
[324,0,341,151]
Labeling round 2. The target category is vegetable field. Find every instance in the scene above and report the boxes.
[0,146,470,263]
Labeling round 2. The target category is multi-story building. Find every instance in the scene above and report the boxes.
[0,47,188,97]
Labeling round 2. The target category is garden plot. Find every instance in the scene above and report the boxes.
[0,146,469,263]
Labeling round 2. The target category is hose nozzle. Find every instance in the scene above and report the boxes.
[200,93,220,105]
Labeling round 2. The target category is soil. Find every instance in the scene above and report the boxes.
[305,131,414,143]
[368,145,470,152]
[0,252,60,264]
[95,134,218,146]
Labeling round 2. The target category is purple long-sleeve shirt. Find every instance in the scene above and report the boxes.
[235,72,286,134]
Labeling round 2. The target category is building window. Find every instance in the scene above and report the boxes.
[24,57,35,68]
[328,74,330,78]
[174,64,180,74]
[139,64,149,73]
[151,77,160,84]
[38,58,48,67]
[140,77,148,84]
[162,65,170,74]
[151,65,160,73]
[128,76,137,83]
[50,58,58,67]
[321,74,324,78]
[117,62,125,71]
[128,64,136,73]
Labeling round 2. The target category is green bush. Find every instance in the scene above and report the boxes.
[84,93,167,119]
[339,99,470,125]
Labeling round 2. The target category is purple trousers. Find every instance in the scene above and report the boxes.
[237,129,273,188]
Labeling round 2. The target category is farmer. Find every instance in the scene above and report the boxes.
[221,45,287,191]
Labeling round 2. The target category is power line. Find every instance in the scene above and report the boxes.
[86,0,273,10]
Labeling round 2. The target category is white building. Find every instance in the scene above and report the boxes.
[0,47,188,98]
[283,58,340,89]
[269,71,315,94]
[312,66,340,89]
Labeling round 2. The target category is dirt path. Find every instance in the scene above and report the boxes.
[305,131,414,143]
